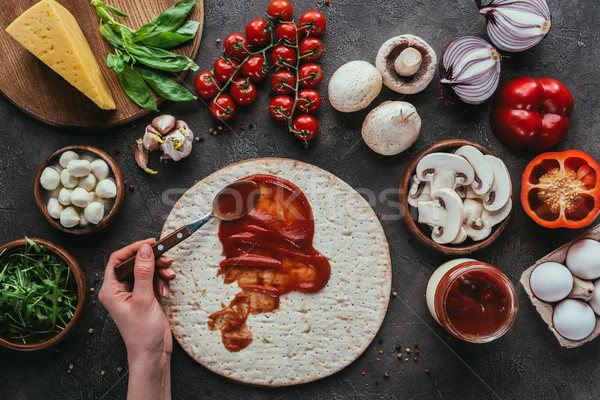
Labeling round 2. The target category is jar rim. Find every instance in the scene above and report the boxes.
[434,261,518,343]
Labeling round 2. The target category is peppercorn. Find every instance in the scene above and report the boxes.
[414,349,420,355]
[424,369,430,374]
[361,370,366,376]
[383,372,389,378]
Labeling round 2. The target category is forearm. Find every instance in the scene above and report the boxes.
[127,352,171,400]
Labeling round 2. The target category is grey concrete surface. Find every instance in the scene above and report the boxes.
[0,0,598,399]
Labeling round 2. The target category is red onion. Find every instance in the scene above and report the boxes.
[476,0,551,52]
[439,36,501,105]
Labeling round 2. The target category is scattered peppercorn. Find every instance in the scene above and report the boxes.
[216,39,221,43]
[424,369,430,374]
[101,371,105,376]
[128,185,135,192]
[406,348,411,353]
[88,328,94,334]
[90,287,95,293]
[396,345,402,352]
[377,212,381,219]
[397,353,402,359]
[325,0,330,5]
[240,124,246,131]
[67,369,72,374]
[383,372,389,378]
[69,364,74,369]
[248,123,254,130]
[376,357,380,361]
[414,349,420,355]
[117,367,123,373]
[92,300,97,306]
[361,370,366,375]
[131,124,137,130]
[392,291,397,297]
[209,128,214,133]
[414,357,418,362]
[218,126,223,131]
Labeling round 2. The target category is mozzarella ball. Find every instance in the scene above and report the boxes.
[78,211,89,227]
[553,299,596,340]
[566,239,600,279]
[46,198,64,219]
[529,262,573,302]
[71,187,91,208]
[96,179,117,199]
[84,202,105,225]
[78,173,97,191]
[59,151,79,168]
[589,280,600,316]
[60,206,80,228]
[60,169,79,188]
[67,159,92,177]
[58,188,74,206]
[91,159,110,181]
[88,192,97,204]
[40,167,60,191]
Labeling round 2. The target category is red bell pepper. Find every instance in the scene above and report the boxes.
[521,150,600,229]
[491,77,574,151]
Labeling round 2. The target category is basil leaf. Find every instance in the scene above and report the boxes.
[104,4,128,18]
[117,64,158,111]
[124,41,199,72]
[107,53,124,75]
[175,20,200,37]
[99,22,124,48]
[135,31,195,49]
[152,0,195,32]
[139,67,197,101]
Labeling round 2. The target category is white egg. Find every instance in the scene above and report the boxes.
[553,299,596,340]
[566,239,600,279]
[530,262,573,302]
[40,167,60,191]
[59,151,79,168]
[589,279,600,316]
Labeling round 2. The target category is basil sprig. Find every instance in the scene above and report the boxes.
[92,0,199,110]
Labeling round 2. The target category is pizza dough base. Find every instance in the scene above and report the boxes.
[161,158,391,386]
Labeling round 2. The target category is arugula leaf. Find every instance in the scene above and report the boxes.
[117,63,158,111]
[139,67,197,101]
[124,41,199,72]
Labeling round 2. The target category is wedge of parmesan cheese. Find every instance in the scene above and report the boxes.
[6,0,116,110]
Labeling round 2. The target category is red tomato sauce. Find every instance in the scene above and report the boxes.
[208,174,331,352]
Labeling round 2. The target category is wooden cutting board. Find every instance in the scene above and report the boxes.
[0,0,203,129]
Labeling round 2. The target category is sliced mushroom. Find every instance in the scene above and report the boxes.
[375,35,437,94]
[362,101,421,156]
[328,60,382,112]
[417,188,463,244]
[416,153,475,193]
[454,145,494,195]
[482,155,511,211]
[408,178,431,207]
[482,198,512,227]
[450,227,467,244]
[462,198,492,241]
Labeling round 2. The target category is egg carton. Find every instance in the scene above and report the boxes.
[520,224,600,348]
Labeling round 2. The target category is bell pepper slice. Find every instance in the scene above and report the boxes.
[521,150,600,228]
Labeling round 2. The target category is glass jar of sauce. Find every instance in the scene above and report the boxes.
[426,258,518,343]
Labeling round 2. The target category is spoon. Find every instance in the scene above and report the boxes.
[114,180,261,281]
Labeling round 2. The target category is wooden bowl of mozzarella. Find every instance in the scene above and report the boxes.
[34,145,125,235]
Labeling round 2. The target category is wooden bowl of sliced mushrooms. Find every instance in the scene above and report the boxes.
[399,139,513,255]
[34,145,125,235]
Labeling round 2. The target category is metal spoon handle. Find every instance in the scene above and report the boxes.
[113,226,190,281]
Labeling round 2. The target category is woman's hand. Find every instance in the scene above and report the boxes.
[99,239,176,400]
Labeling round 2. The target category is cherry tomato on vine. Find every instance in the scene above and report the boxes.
[275,22,299,44]
[271,70,296,95]
[194,71,221,99]
[298,63,323,88]
[271,45,298,69]
[245,19,270,47]
[299,37,324,62]
[241,54,268,82]
[223,33,251,61]
[269,95,294,121]
[299,10,326,37]
[230,78,257,105]
[213,58,240,84]
[297,89,321,113]
[210,94,236,121]
[268,0,293,20]
[292,114,319,142]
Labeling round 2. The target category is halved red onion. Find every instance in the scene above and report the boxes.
[439,36,501,105]
[477,0,551,52]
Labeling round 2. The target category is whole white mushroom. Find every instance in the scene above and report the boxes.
[71,187,91,208]
[47,198,64,219]
[59,151,79,168]
[328,60,382,112]
[78,174,97,191]
[40,167,60,191]
[361,101,421,156]
[91,159,110,181]
[84,202,105,225]
[60,169,79,188]
[96,179,117,199]
[60,206,80,228]
[67,159,92,177]
[58,188,74,206]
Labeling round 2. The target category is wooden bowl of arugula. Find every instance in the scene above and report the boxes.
[0,238,87,351]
